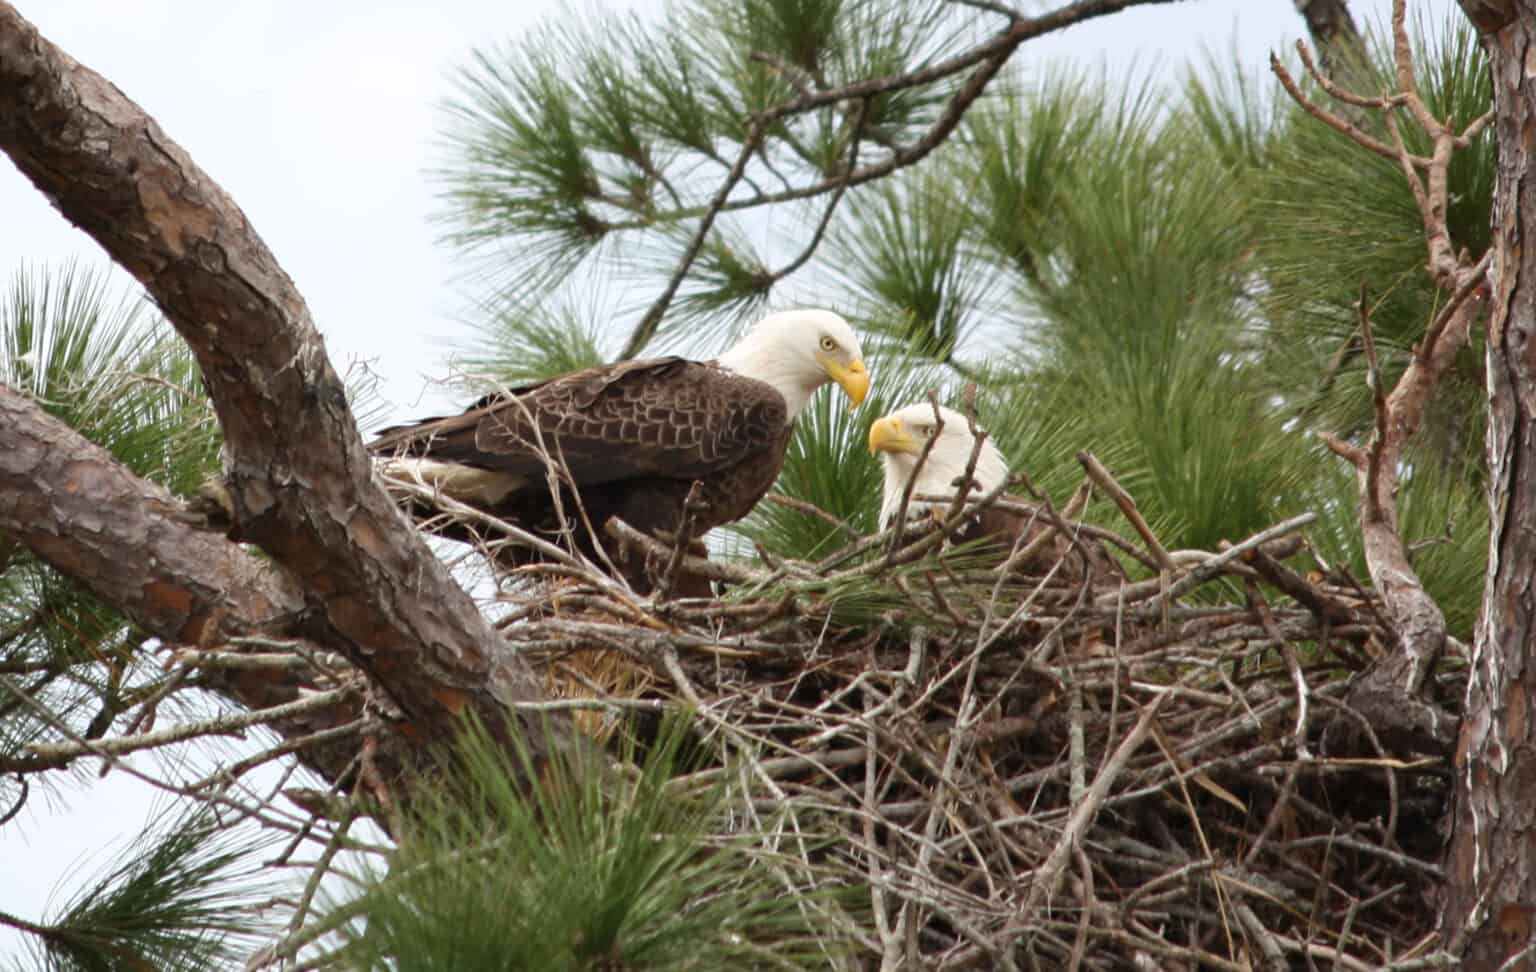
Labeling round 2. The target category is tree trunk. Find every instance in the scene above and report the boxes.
[1443,2,1536,964]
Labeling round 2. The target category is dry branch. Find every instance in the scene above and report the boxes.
[1270,0,1488,751]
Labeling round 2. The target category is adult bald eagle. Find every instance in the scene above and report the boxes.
[372,309,869,593]
[868,403,1118,581]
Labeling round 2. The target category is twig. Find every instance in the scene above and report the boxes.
[1076,451,1175,571]
[1023,690,1168,912]
[1356,285,1389,522]
[768,98,868,283]
[1152,513,1319,607]
[656,481,707,601]
[0,776,26,827]
[621,118,767,358]
[11,686,360,771]
[1269,53,1414,166]
[765,493,862,540]
[605,518,765,584]
[1420,249,1491,360]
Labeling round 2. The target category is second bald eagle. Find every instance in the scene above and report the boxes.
[372,309,869,593]
[869,403,1120,581]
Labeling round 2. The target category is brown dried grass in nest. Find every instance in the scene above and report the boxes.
[451,458,1460,970]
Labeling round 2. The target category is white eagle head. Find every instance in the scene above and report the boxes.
[868,402,1011,526]
[717,309,868,419]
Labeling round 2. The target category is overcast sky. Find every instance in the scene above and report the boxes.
[0,0,1458,961]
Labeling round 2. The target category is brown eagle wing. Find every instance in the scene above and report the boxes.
[369,358,788,486]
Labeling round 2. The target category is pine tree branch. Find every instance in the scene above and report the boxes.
[761,0,1180,122]
[622,118,768,357]
[0,4,566,770]
[0,384,365,784]
[1,672,330,842]
[768,98,869,285]
[0,907,72,952]
[615,0,1181,351]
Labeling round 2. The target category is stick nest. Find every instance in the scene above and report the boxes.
[468,473,1462,972]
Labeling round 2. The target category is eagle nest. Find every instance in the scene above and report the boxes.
[408,460,1459,971]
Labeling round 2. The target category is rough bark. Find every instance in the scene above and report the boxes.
[1443,1,1536,964]
[0,385,364,783]
[0,4,564,776]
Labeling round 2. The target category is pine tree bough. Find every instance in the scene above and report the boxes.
[614,0,1185,357]
[0,3,566,785]
[0,384,368,784]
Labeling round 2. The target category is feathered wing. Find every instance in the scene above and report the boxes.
[371,358,789,486]
[371,357,795,595]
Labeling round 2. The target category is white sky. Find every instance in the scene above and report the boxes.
[0,0,1458,962]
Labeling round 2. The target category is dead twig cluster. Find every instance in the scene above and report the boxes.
[1270,0,1487,753]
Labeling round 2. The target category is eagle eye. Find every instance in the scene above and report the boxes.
[818,335,837,352]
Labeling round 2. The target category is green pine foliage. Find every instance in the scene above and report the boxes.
[433,4,1492,636]
[3,805,279,972]
[435,0,975,342]
[657,219,776,332]
[453,296,611,388]
[328,717,856,971]
[0,263,220,495]
[828,172,994,365]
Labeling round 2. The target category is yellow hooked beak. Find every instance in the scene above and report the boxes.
[868,415,919,456]
[822,357,870,411]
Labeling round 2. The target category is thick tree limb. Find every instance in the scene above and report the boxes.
[0,385,361,782]
[0,4,563,766]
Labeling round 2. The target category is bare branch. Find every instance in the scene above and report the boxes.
[9,686,362,772]
[1076,451,1176,571]
[767,98,869,285]
[1270,52,1421,166]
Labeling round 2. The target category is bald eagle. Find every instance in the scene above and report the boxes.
[372,309,868,593]
[868,403,1118,581]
